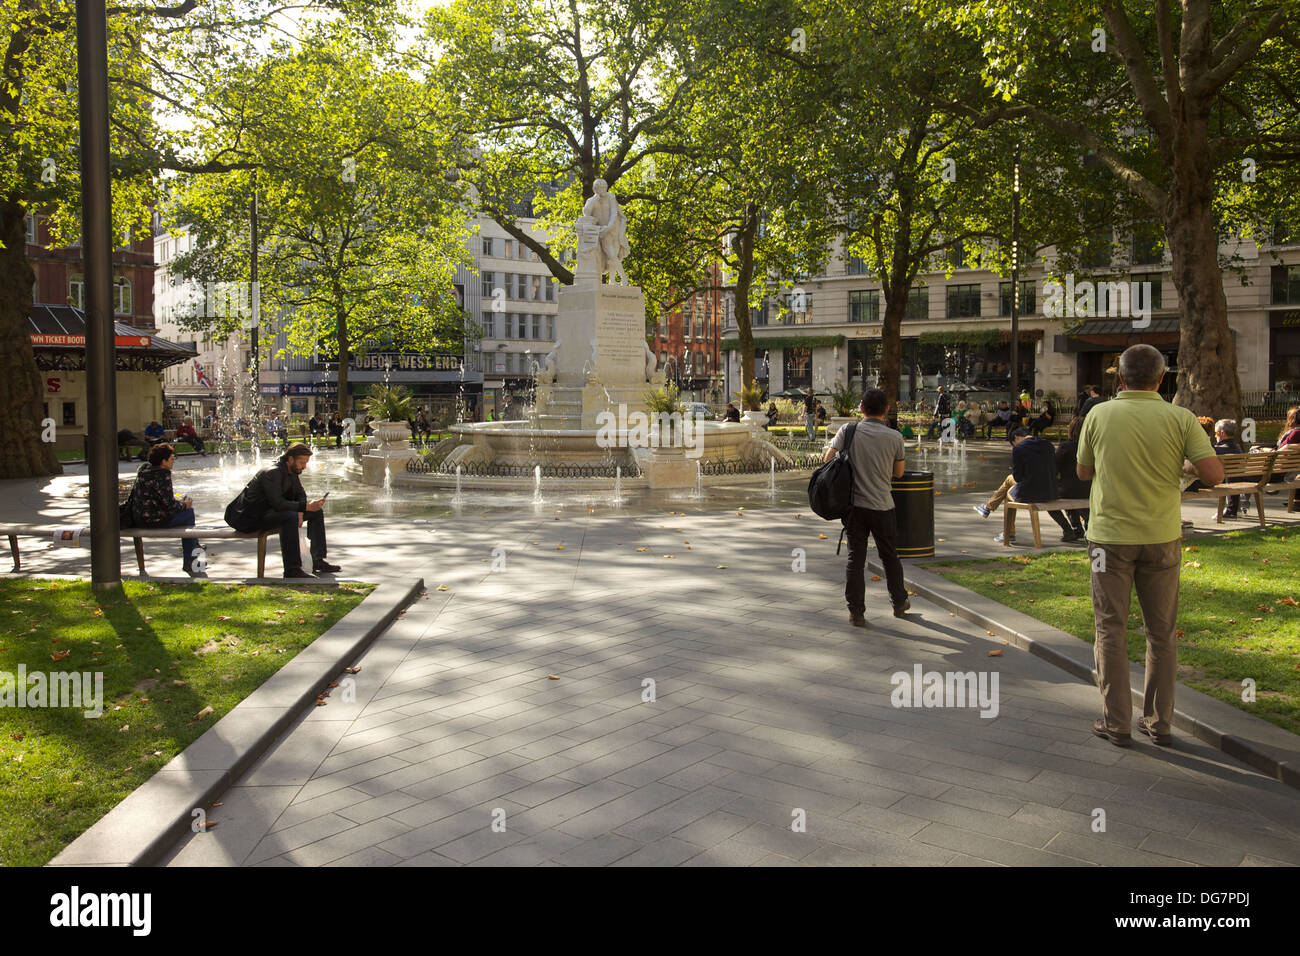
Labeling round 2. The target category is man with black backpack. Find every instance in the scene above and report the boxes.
[823,387,909,627]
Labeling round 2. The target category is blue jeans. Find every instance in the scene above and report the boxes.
[169,508,199,567]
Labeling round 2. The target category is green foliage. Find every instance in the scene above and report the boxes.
[166,23,472,414]
[644,381,683,415]
[738,383,764,411]
[828,381,862,417]
[361,384,416,423]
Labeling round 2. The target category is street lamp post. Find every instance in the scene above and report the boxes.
[1009,147,1021,403]
[77,0,120,592]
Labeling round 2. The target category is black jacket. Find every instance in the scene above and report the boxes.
[1011,436,1058,502]
[1056,439,1091,499]
[224,457,307,530]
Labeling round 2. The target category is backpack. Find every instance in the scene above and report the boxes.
[118,489,136,528]
[807,422,857,522]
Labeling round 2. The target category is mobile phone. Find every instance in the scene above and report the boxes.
[321,491,330,499]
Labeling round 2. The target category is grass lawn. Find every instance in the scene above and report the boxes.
[0,578,372,866]
[926,526,1300,736]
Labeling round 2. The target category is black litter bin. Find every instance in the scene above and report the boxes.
[892,470,934,558]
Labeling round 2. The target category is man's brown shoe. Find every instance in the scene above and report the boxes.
[849,612,866,627]
[1137,719,1172,746]
[1091,718,1131,747]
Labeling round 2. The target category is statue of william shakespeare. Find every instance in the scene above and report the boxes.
[577,178,631,285]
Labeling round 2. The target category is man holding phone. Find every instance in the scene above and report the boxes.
[223,442,340,578]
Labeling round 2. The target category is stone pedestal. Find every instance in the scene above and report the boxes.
[641,448,698,489]
[360,420,421,484]
[535,281,651,429]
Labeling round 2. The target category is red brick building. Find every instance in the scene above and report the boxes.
[25,213,155,331]
[652,264,725,401]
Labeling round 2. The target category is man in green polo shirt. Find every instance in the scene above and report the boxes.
[1076,345,1222,748]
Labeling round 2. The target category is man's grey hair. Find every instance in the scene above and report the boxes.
[1117,344,1166,389]
[1215,419,1236,437]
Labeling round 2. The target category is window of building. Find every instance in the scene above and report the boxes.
[1082,226,1114,269]
[848,290,879,323]
[69,274,85,310]
[25,215,35,244]
[546,316,554,340]
[1272,265,1300,305]
[546,278,556,301]
[783,347,812,388]
[946,239,970,270]
[503,239,513,259]
[62,401,76,426]
[481,271,495,298]
[1272,218,1294,246]
[1130,273,1163,311]
[998,280,1036,316]
[482,237,494,256]
[530,314,539,339]
[846,254,869,276]
[750,302,768,327]
[1130,223,1163,265]
[946,283,981,318]
[905,286,929,321]
[113,276,132,315]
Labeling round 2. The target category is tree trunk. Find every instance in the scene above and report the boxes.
[1165,112,1241,421]
[732,203,759,406]
[0,198,61,479]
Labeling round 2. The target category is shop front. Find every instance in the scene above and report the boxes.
[1055,317,1180,400]
[847,329,1041,406]
[1269,309,1300,395]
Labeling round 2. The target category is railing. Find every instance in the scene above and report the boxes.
[698,453,823,475]
[405,459,641,479]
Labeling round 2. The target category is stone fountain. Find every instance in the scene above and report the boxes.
[368,179,790,490]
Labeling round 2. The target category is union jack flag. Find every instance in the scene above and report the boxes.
[193,360,213,388]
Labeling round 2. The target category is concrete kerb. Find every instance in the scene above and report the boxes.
[870,557,1300,792]
[47,577,424,867]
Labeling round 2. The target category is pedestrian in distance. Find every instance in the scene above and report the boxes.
[823,387,910,627]
[223,442,341,579]
[1077,344,1222,747]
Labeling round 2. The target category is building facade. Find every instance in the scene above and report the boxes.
[651,265,725,403]
[723,233,1300,411]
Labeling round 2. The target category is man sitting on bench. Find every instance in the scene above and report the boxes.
[972,427,1059,543]
[223,442,340,579]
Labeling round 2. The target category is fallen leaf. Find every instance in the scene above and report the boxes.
[437,585,450,591]
[870,575,882,581]
[988,649,1003,657]
[992,580,1007,587]
[119,724,130,732]
[216,615,231,621]
[346,666,361,674]
[817,534,828,540]
[194,705,214,720]
[556,545,565,550]
[50,649,70,661]
[636,547,649,552]
[662,554,675,558]
[716,565,728,569]
[546,674,560,680]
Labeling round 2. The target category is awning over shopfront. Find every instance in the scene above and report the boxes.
[1058,317,1180,351]
[28,305,196,372]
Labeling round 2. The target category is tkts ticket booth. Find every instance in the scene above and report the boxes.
[27,305,197,455]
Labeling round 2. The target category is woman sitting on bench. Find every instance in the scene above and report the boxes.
[123,444,203,577]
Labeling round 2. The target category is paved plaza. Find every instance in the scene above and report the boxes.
[10,456,1300,866]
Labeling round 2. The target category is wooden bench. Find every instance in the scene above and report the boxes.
[2,524,279,577]
[1003,498,1091,549]
[1181,450,1275,527]
[1260,445,1300,513]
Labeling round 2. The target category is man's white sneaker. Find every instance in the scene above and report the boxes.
[994,532,1015,543]
[973,504,991,519]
